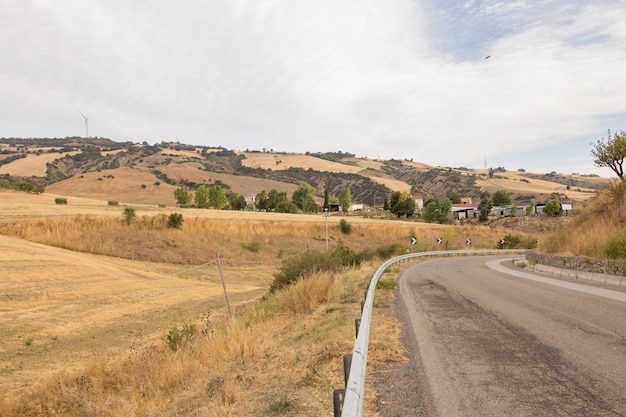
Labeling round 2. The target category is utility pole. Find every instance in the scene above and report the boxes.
[324,208,329,251]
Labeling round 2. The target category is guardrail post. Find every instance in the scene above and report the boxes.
[343,354,352,386]
[333,389,345,417]
[355,318,361,338]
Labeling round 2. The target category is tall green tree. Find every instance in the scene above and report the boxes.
[292,184,317,212]
[267,189,288,211]
[323,187,329,210]
[338,187,352,212]
[543,199,562,216]
[174,187,192,206]
[194,184,210,208]
[478,196,493,221]
[208,185,227,209]
[255,190,268,211]
[389,191,416,218]
[449,193,461,204]
[228,192,247,210]
[591,129,626,179]
[422,198,451,223]
[492,189,512,206]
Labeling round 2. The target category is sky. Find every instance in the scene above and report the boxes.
[1,0,625,177]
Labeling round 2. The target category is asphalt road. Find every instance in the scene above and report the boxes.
[375,255,626,417]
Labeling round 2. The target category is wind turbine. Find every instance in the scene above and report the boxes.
[79,111,89,138]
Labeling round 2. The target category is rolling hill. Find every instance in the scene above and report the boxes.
[0,137,607,206]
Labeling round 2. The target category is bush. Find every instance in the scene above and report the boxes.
[241,240,262,252]
[606,237,626,259]
[500,234,522,249]
[166,323,197,352]
[339,218,352,235]
[167,212,184,229]
[108,200,119,206]
[374,243,405,260]
[54,198,67,205]
[123,207,136,225]
[269,243,362,294]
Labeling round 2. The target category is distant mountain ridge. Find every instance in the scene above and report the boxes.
[0,137,607,206]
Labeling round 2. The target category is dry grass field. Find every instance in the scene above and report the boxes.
[474,169,601,201]
[0,187,533,416]
[0,152,80,177]
[239,152,414,192]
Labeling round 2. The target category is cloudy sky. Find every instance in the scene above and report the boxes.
[1,1,625,176]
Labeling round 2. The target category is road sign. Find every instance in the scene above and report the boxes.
[466,238,472,246]
[410,237,417,245]
[436,237,442,245]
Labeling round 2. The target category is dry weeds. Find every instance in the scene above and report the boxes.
[0,189,543,416]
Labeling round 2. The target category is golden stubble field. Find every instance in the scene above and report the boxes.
[0,188,532,412]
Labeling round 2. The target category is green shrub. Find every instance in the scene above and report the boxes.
[374,243,405,260]
[241,240,262,252]
[166,323,197,352]
[500,234,522,249]
[108,200,119,206]
[54,198,67,205]
[122,207,136,225]
[268,243,363,294]
[339,218,352,235]
[606,237,626,259]
[167,212,184,229]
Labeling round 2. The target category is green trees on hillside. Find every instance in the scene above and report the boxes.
[338,187,352,212]
[292,184,317,212]
[194,185,210,208]
[422,198,451,223]
[591,129,626,180]
[389,191,416,218]
[492,189,512,206]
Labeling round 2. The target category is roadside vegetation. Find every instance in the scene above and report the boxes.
[0,234,402,416]
[537,179,626,259]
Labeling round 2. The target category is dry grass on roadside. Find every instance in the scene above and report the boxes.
[1,264,399,417]
[537,180,626,258]
[0,213,529,266]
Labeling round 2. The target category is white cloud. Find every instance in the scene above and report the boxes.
[0,0,624,175]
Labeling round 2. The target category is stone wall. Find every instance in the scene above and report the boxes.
[526,251,626,284]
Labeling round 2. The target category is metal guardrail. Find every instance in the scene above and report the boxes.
[334,249,526,417]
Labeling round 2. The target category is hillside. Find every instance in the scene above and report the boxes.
[0,138,607,206]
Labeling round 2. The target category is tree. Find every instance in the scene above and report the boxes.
[422,198,451,223]
[338,187,352,212]
[194,184,210,208]
[208,185,227,209]
[478,197,493,222]
[167,212,184,229]
[543,199,562,216]
[591,129,626,179]
[292,184,317,212]
[323,187,329,210]
[492,189,512,206]
[255,190,268,211]
[267,189,288,211]
[276,200,299,213]
[228,192,247,210]
[122,207,136,225]
[449,193,461,204]
[389,191,417,218]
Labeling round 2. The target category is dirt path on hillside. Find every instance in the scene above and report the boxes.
[0,235,271,395]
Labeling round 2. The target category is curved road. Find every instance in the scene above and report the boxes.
[376,256,626,417]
